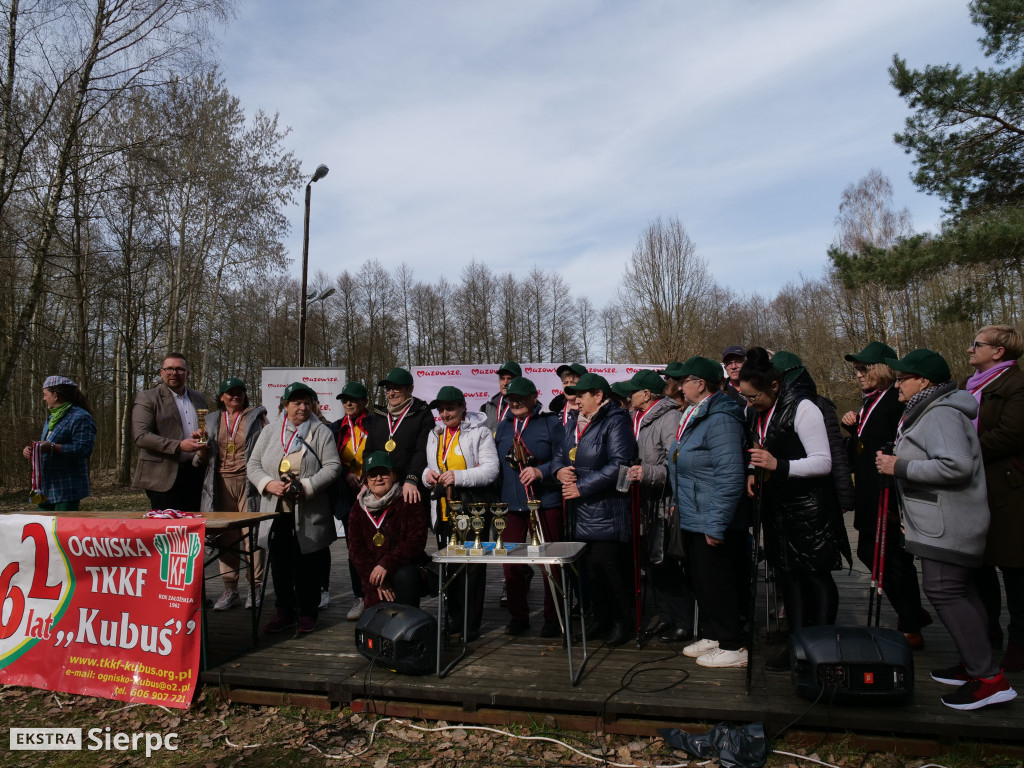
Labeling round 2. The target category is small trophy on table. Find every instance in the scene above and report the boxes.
[527,499,543,555]
[468,503,486,556]
[491,502,509,555]
[447,499,463,554]
[196,409,209,445]
[452,501,469,555]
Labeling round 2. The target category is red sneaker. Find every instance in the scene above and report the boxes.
[264,613,295,634]
[931,663,969,686]
[941,673,1017,711]
[296,615,318,635]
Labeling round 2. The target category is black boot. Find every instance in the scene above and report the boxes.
[604,621,630,647]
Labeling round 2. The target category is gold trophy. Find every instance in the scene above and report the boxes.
[527,498,542,555]
[468,503,486,556]
[491,502,509,555]
[454,503,470,556]
[447,500,463,554]
[196,409,209,445]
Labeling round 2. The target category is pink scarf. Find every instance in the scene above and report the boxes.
[966,360,1017,430]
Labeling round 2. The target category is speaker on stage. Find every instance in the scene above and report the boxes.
[790,626,913,705]
[354,601,437,675]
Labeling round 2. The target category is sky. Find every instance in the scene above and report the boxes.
[215,1,988,307]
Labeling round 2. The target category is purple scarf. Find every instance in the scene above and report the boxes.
[966,360,1017,430]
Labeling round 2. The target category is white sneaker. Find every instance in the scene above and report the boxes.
[318,589,330,610]
[213,589,242,611]
[697,647,748,668]
[346,597,365,621]
[245,588,262,609]
[683,638,719,658]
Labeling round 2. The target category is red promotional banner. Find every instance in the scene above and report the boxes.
[0,515,204,709]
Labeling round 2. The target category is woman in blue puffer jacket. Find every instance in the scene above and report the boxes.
[553,373,636,646]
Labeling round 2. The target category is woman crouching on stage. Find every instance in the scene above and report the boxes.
[553,372,636,646]
[350,451,430,609]
[247,382,340,635]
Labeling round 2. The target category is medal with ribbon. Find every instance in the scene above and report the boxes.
[570,420,590,462]
[385,402,412,452]
[366,504,389,547]
[223,410,243,455]
[279,420,301,473]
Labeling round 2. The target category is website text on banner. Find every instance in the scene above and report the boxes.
[261,368,347,418]
[0,515,205,709]
[411,364,661,416]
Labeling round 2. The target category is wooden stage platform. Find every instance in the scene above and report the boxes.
[199,525,1024,748]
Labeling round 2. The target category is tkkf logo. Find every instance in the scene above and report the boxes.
[153,527,201,591]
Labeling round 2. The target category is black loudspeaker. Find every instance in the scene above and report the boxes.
[354,601,437,675]
[790,626,914,705]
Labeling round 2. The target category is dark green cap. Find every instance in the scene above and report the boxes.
[609,381,632,402]
[506,377,538,399]
[218,377,246,396]
[677,356,724,384]
[556,362,588,379]
[497,361,522,377]
[770,350,805,383]
[619,369,666,395]
[565,372,611,396]
[661,361,686,379]
[845,341,898,365]
[280,381,318,404]
[429,385,465,409]
[885,349,951,383]
[378,367,414,387]
[364,451,394,474]
[337,381,368,400]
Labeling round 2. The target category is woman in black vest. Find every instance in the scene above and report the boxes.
[739,348,843,671]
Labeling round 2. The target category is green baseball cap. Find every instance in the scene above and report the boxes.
[506,377,538,399]
[218,377,246,395]
[497,361,522,377]
[661,361,686,379]
[609,381,632,402]
[363,451,394,474]
[677,356,724,384]
[565,372,611,396]
[378,367,414,387]
[556,362,588,379]
[770,350,805,383]
[885,349,951,383]
[619,369,666,395]
[845,341,898,365]
[429,385,466,409]
[337,381,368,400]
[280,381,318,404]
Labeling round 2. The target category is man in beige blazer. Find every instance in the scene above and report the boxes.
[132,352,208,510]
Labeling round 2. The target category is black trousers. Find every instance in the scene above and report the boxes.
[649,560,695,632]
[146,462,204,513]
[585,540,631,626]
[780,569,838,631]
[269,515,329,620]
[856,527,926,632]
[685,529,744,650]
[435,517,488,635]
[976,564,1024,647]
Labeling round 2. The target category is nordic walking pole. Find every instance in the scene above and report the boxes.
[746,465,765,695]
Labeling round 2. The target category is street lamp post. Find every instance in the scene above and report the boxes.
[299,163,329,366]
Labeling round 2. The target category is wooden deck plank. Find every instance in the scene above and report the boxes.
[199,524,1024,744]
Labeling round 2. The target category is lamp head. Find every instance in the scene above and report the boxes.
[311,164,329,183]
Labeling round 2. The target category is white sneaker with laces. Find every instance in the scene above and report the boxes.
[245,588,262,609]
[346,597,365,621]
[318,589,330,610]
[213,589,242,611]
[696,647,749,668]
[683,638,719,658]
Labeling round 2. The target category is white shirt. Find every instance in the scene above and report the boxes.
[788,399,833,478]
[170,388,199,462]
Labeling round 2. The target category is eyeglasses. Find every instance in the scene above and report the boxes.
[741,391,762,404]
[437,405,462,413]
[894,375,920,384]
[853,365,870,375]
[969,340,998,350]
[161,367,187,374]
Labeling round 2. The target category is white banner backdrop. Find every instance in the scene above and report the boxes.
[410,363,661,416]
[260,367,347,420]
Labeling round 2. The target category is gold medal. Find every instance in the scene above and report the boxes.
[493,430,497,439]
[673,449,679,462]
[385,439,396,452]
[857,439,864,456]
[279,458,291,473]
[226,442,236,455]
[30,491,46,505]
[372,531,385,547]
[568,446,577,461]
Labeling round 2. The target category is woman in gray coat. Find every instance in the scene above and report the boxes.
[247,382,341,635]
[876,349,1015,711]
